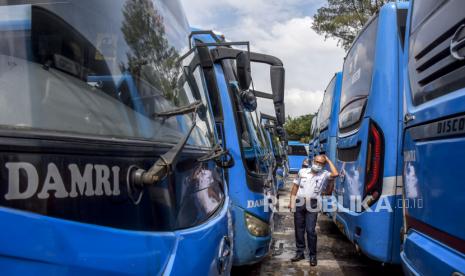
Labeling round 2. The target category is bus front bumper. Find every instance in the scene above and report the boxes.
[401,230,465,276]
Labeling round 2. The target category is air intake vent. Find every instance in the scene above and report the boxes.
[409,0,465,105]
[415,22,465,87]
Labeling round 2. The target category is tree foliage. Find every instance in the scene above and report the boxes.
[284,114,315,143]
[312,0,390,50]
[121,0,180,102]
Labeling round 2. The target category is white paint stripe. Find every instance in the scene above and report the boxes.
[381,176,403,196]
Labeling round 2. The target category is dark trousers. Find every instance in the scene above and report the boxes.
[294,199,318,258]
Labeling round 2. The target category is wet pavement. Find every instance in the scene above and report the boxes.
[232,176,404,276]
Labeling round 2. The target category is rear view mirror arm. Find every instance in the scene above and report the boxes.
[253,90,274,100]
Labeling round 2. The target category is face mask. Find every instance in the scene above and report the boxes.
[311,163,323,173]
[302,163,309,168]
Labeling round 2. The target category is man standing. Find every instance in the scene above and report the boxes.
[288,155,338,266]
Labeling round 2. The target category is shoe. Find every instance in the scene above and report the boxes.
[291,254,305,262]
[309,256,317,266]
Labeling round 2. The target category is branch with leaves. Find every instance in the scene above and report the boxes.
[284,114,315,143]
[312,0,390,50]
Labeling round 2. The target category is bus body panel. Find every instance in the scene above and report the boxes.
[334,2,407,264]
[401,1,465,274]
[0,197,231,276]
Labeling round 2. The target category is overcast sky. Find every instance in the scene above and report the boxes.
[180,0,346,118]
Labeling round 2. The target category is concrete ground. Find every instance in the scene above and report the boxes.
[232,176,404,276]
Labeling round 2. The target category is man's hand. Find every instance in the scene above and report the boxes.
[289,184,299,212]
[324,155,339,178]
[288,198,295,211]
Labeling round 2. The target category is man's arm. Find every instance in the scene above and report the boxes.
[321,155,338,195]
[325,155,339,178]
[288,183,299,210]
[288,172,300,210]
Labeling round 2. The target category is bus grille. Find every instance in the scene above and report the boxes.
[409,0,465,105]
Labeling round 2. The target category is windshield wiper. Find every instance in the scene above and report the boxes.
[130,47,208,188]
[152,100,203,118]
[131,105,199,187]
[197,144,224,161]
[197,143,235,168]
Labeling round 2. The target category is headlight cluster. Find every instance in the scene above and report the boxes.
[244,212,270,237]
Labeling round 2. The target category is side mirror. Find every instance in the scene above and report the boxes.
[275,103,285,127]
[205,46,286,122]
[270,66,285,125]
[236,51,251,90]
[271,66,285,103]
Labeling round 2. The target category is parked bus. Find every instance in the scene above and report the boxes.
[261,113,287,191]
[191,31,286,265]
[318,72,342,218]
[401,0,465,274]
[314,105,322,156]
[308,116,318,161]
[287,140,308,173]
[318,72,343,163]
[0,1,234,274]
[333,2,408,264]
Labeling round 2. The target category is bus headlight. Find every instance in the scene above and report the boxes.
[245,212,270,237]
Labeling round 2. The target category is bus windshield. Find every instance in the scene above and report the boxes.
[220,59,270,175]
[310,116,317,137]
[239,104,270,174]
[338,16,378,130]
[289,144,307,156]
[0,0,215,147]
[339,16,378,111]
[319,75,336,130]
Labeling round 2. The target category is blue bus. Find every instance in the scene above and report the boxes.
[0,1,234,275]
[318,72,342,217]
[287,140,308,173]
[191,32,286,265]
[308,116,317,161]
[261,113,287,191]
[401,0,465,274]
[314,105,322,156]
[333,2,408,264]
[318,72,343,163]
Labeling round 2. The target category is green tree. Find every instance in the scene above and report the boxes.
[284,114,315,143]
[312,0,391,50]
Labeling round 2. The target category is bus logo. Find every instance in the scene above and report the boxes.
[4,162,121,200]
[450,24,465,61]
